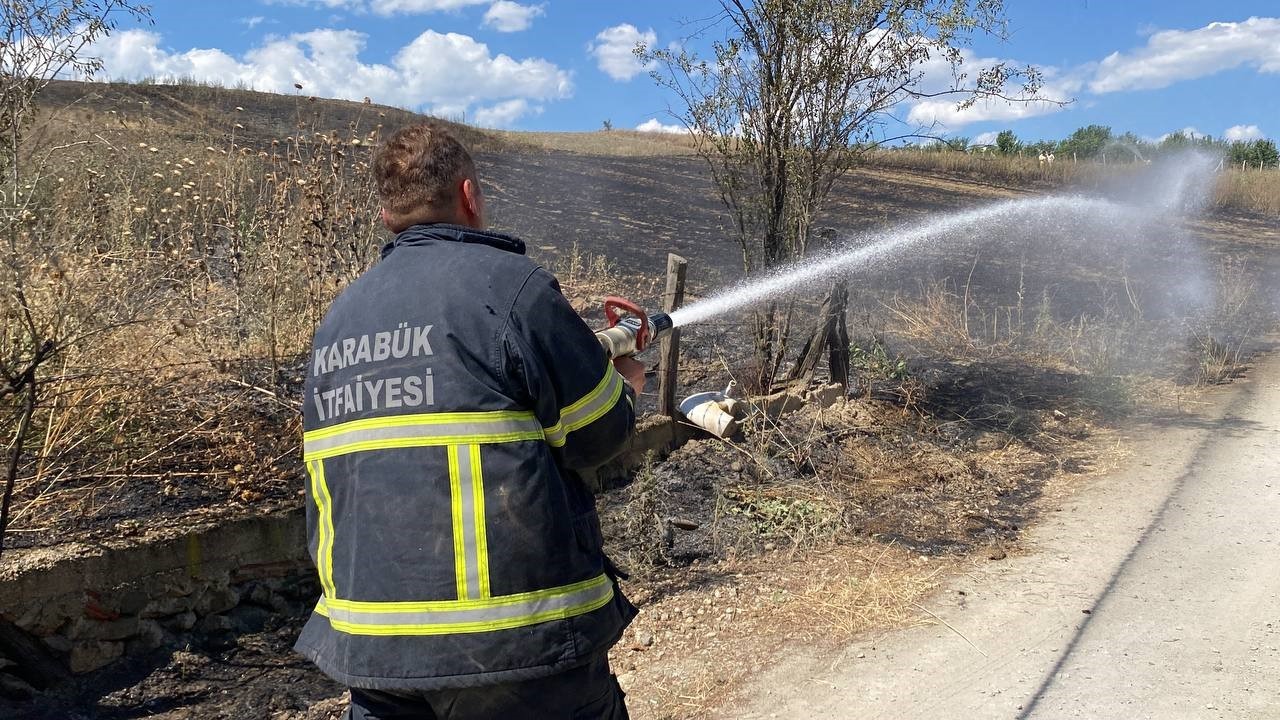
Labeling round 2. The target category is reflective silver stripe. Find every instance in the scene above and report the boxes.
[314,574,614,635]
[544,369,625,447]
[304,413,544,460]
[456,446,481,600]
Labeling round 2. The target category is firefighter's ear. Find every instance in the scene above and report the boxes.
[380,207,394,231]
[460,177,485,230]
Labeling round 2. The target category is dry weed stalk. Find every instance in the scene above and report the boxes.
[2,92,385,541]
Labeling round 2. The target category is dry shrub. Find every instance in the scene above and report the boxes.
[3,110,384,541]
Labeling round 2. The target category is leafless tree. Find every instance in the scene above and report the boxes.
[642,0,1058,390]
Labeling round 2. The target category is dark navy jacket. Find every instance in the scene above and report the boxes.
[294,223,637,690]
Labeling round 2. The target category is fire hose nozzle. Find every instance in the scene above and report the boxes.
[595,296,674,359]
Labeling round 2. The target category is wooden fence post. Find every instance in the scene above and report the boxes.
[657,254,687,419]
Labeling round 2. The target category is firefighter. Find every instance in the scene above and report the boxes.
[296,121,642,719]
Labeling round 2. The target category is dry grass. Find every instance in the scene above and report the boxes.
[866,148,1087,188]
[611,541,956,720]
[867,149,1280,215]
[3,104,384,539]
[1212,168,1280,215]
[783,542,952,638]
[494,129,697,156]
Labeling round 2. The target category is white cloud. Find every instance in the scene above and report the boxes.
[275,0,505,16]
[83,28,572,126]
[971,131,999,146]
[1090,16,1280,93]
[901,44,1082,131]
[1224,124,1265,141]
[482,1,544,32]
[636,118,683,134]
[369,0,488,15]
[241,16,267,29]
[588,24,655,82]
[268,0,365,9]
[906,74,1081,129]
[472,98,539,127]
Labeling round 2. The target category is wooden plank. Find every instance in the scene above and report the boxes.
[657,254,688,418]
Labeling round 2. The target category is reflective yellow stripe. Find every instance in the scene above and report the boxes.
[308,460,337,598]
[447,446,468,600]
[469,444,491,599]
[303,411,544,461]
[448,444,490,600]
[543,364,626,447]
[312,573,614,636]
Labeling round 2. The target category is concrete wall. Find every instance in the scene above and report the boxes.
[0,511,315,698]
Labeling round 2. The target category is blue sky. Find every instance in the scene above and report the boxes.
[88,1,1280,144]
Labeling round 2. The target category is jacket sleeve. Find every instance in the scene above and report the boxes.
[501,267,636,470]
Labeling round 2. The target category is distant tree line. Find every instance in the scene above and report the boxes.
[904,125,1279,169]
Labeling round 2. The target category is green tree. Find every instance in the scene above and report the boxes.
[1245,139,1279,168]
[642,0,1051,388]
[1059,124,1112,160]
[995,129,1019,155]
[1027,140,1055,156]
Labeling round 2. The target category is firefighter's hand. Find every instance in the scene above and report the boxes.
[613,356,646,395]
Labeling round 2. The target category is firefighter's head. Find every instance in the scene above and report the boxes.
[373,121,485,233]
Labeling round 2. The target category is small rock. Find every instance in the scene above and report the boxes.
[195,586,241,616]
[16,596,79,636]
[161,575,199,598]
[67,616,139,642]
[730,462,743,473]
[195,614,235,635]
[69,641,124,674]
[162,611,198,632]
[637,632,654,648]
[126,620,170,655]
[108,587,151,616]
[246,583,274,608]
[42,635,72,654]
[142,595,195,618]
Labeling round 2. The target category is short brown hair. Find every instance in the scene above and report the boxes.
[373,122,475,219]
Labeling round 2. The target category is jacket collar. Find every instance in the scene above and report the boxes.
[381,223,526,259]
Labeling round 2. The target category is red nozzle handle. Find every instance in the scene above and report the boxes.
[603,296,650,351]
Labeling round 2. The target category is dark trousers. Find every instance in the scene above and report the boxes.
[344,656,629,720]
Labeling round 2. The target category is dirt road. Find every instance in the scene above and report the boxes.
[725,353,1280,719]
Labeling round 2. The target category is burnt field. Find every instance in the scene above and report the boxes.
[3,82,1280,719]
